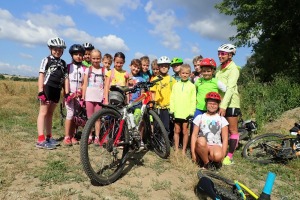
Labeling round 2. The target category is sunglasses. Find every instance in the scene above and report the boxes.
[158,65,169,68]
[218,51,229,56]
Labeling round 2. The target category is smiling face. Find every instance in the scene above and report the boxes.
[90,50,102,68]
[218,51,233,64]
[72,52,83,63]
[201,66,214,80]
[130,63,141,76]
[206,99,220,114]
[50,47,64,58]
[114,57,125,71]
[83,50,92,62]
[141,60,149,73]
[172,64,181,73]
[179,67,190,81]
[194,60,201,73]
[158,63,170,75]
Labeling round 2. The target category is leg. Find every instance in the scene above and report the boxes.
[208,145,224,163]
[226,116,239,159]
[37,102,49,140]
[173,122,181,153]
[195,137,209,165]
[181,121,189,155]
[44,103,57,135]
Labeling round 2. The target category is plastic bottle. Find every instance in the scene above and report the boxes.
[128,113,136,129]
[134,108,142,125]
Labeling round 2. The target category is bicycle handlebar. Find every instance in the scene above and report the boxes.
[121,75,163,94]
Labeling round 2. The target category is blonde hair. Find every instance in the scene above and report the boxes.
[90,49,102,58]
[180,64,191,72]
[151,59,158,69]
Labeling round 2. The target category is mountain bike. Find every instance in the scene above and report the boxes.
[238,115,258,141]
[196,170,276,200]
[80,76,170,185]
[242,123,300,164]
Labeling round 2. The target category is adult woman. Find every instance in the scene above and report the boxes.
[215,44,241,165]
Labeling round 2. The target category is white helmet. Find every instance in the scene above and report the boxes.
[82,42,94,50]
[218,44,236,55]
[47,37,66,49]
[157,56,171,65]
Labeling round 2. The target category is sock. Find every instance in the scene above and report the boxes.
[46,133,52,138]
[38,135,45,142]
[227,133,239,158]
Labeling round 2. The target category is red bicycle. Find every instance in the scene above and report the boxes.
[80,76,170,185]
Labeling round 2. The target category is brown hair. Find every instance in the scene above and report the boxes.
[140,56,150,63]
[193,55,203,64]
[130,59,142,68]
[151,59,158,69]
[102,53,112,61]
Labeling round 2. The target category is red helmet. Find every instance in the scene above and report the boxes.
[200,58,217,69]
[205,92,221,102]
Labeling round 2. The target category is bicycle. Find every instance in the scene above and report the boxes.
[196,170,276,200]
[238,115,258,141]
[242,123,300,164]
[80,76,170,185]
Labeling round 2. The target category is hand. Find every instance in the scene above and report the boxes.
[37,91,47,102]
[186,115,194,123]
[169,112,175,123]
[64,93,72,103]
[219,108,226,117]
[191,153,198,163]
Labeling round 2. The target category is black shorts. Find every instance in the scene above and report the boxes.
[44,85,61,103]
[225,108,241,117]
[174,118,188,123]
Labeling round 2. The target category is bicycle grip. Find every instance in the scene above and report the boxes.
[258,171,276,200]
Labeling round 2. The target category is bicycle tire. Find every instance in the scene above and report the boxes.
[238,128,249,141]
[80,108,129,185]
[242,133,284,164]
[143,110,170,158]
[197,170,242,200]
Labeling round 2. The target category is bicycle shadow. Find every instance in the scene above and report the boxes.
[90,149,149,186]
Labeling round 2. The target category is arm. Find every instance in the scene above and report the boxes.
[64,77,70,95]
[220,67,239,110]
[169,85,175,113]
[217,80,227,93]
[191,124,200,162]
[190,84,196,115]
[81,73,89,100]
[221,125,229,157]
[38,73,44,92]
[103,75,110,105]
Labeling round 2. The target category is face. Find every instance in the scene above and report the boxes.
[50,47,64,58]
[114,57,125,71]
[179,68,190,81]
[201,66,214,80]
[102,57,112,70]
[72,52,83,63]
[90,51,101,67]
[158,64,169,75]
[218,51,232,64]
[141,60,149,73]
[172,64,181,73]
[130,63,141,76]
[83,50,92,62]
[206,99,219,113]
[194,60,201,73]
[152,65,160,76]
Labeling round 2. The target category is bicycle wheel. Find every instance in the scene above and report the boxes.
[197,170,242,200]
[80,108,129,185]
[242,133,284,164]
[238,128,249,141]
[143,110,170,158]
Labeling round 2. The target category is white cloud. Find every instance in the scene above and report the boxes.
[0,61,35,77]
[19,53,33,59]
[145,1,181,50]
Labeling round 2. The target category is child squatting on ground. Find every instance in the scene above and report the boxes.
[191,92,229,169]
[36,37,69,150]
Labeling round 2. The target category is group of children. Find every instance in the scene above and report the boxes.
[36,37,241,168]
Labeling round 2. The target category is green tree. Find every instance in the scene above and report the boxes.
[216,0,300,82]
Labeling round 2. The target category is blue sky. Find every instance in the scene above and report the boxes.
[0,0,253,77]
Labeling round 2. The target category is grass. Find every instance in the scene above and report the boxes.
[0,79,300,199]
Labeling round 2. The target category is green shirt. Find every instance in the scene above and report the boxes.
[82,60,92,67]
[216,61,240,109]
[170,80,196,119]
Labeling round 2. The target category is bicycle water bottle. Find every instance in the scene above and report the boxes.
[258,171,276,200]
[128,113,136,129]
[134,108,142,125]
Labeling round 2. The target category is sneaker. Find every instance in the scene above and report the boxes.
[36,140,56,150]
[140,141,145,150]
[222,156,234,165]
[71,137,79,145]
[94,137,100,146]
[63,137,72,146]
[47,137,59,146]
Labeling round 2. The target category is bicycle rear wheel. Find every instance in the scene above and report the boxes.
[143,110,170,159]
[242,133,284,164]
[197,170,242,200]
[80,108,129,185]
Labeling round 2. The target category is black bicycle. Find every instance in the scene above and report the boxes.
[238,115,258,141]
[242,123,300,164]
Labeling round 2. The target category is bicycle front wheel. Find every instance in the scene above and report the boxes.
[143,110,170,159]
[242,133,284,164]
[80,108,129,185]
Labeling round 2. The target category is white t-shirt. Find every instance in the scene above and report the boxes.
[84,66,106,102]
[193,113,229,145]
[68,63,86,93]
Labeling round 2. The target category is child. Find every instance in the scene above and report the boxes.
[170,64,196,155]
[191,92,229,169]
[82,42,94,68]
[102,53,113,71]
[63,44,86,146]
[36,37,69,149]
[194,58,227,117]
[103,52,129,105]
[139,56,152,81]
[170,57,183,82]
[82,49,106,145]
[128,59,146,147]
[191,55,203,83]
[150,56,176,142]
[216,44,241,165]
[150,59,160,80]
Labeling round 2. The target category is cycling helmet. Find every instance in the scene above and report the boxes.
[170,57,183,66]
[47,37,66,49]
[218,44,236,55]
[82,42,94,50]
[205,92,221,103]
[157,56,171,65]
[200,58,217,69]
[69,44,85,55]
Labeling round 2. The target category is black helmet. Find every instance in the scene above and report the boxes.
[82,42,94,50]
[69,44,85,55]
